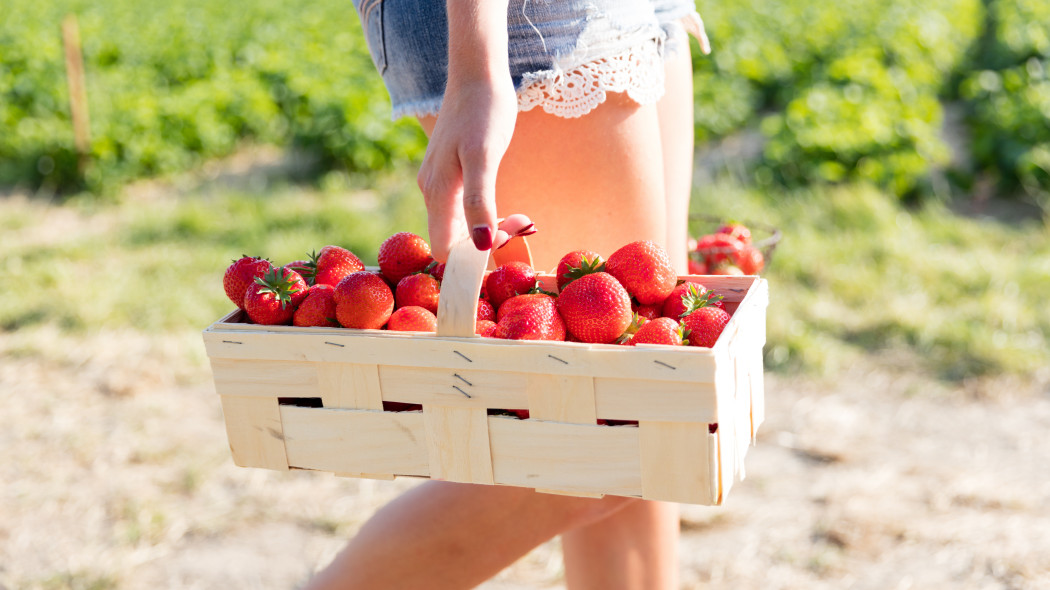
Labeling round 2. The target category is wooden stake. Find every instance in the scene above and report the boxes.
[62,14,91,174]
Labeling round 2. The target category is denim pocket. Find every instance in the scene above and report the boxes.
[355,0,387,73]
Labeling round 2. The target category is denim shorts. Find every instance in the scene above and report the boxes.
[351,0,707,120]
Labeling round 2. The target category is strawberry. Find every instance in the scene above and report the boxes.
[283,260,313,282]
[680,291,731,348]
[695,233,744,268]
[687,255,708,275]
[244,267,308,325]
[395,272,441,313]
[555,250,604,290]
[476,298,496,323]
[475,319,499,337]
[633,301,662,321]
[628,317,687,346]
[378,232,433,285]
[425,260,445,281]
[710,263,745,276]
[312,245,365,287]
[493,294,564,341]
[556,272,632,344]
[485,262,536,309]
[293,284,339,327]
[387,306,437,332]
[605,240,677,305]
[223,255,273,310]
[615,313,649,345]
[662,281,708,319]
[717,222,752,245]
[334,271,394,329]
[734,246,765,275]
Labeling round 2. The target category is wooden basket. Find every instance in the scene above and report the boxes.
[202,239,768,505]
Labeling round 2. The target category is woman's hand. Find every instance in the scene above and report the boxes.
[415,0,518,263]
[417,74,518,262]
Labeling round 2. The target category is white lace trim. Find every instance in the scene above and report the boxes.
[516,38,665,119]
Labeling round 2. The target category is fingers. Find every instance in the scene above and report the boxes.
[417,148,465,264]
[493,214,536,250]
[458,142,500,252]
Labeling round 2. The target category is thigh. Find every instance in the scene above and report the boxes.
[421,91,668,271]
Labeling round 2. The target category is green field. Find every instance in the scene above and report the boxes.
[2,166,1046,384]
[3,0,1050,204]
[2,0,1048,385]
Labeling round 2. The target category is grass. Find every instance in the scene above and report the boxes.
[1,166,1047,383]
[690,180,1050,381]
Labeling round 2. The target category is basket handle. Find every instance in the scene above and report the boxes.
[436,237,490,337]
[436,235,535,337]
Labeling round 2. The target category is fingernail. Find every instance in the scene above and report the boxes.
[472,225,493,250]
[496,239,511,250]
[515,224,537,237]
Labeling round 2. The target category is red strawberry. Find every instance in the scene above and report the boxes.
[244,267,308,325]
[687,255,708,275]
[387,306,437,332]
[378,232,433,285]
[475,319,499,337]
[485,262,536,309]
[223,256,273,310]
[395,272,441,313]
[633,301,662,321]
[555,250,604,291]
[680,291,731,348]
[293,284,339,327]
[494,294,564,341]
[696,233,744,268]
[426,260,446,281]
[605,240,677,305]
[717,222,752,245]
[476,299,496,323]
[662,281,708,319]
[283,260,313,283]
[734,246,765,275]
[710,263,745,276]
[615,313,649,345]
[628,317,687,346]
[334,271,394,329]
[313,245,365,287]
[556,272,632,344]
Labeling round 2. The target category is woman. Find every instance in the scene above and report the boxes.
[306,0,709,586]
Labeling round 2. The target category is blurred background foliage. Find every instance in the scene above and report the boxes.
[2,0,1050,205]
[1,0,1048,383]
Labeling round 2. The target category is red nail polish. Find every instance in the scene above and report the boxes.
[472,226,493,250]
[514,223,536,237]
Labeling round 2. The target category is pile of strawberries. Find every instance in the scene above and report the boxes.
[223,233,736,348]
[688,221,765,276]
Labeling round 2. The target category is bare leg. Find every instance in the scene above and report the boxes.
[558,32,695,590]
[303,482,634,590]
[422,91,668,271]
[561,500,680,590]
[656,33,696,274]
[307,77,685,590]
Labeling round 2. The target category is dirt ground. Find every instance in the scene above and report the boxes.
[2,324,1048,590]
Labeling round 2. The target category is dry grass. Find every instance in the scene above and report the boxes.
[2,327,1048,589]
